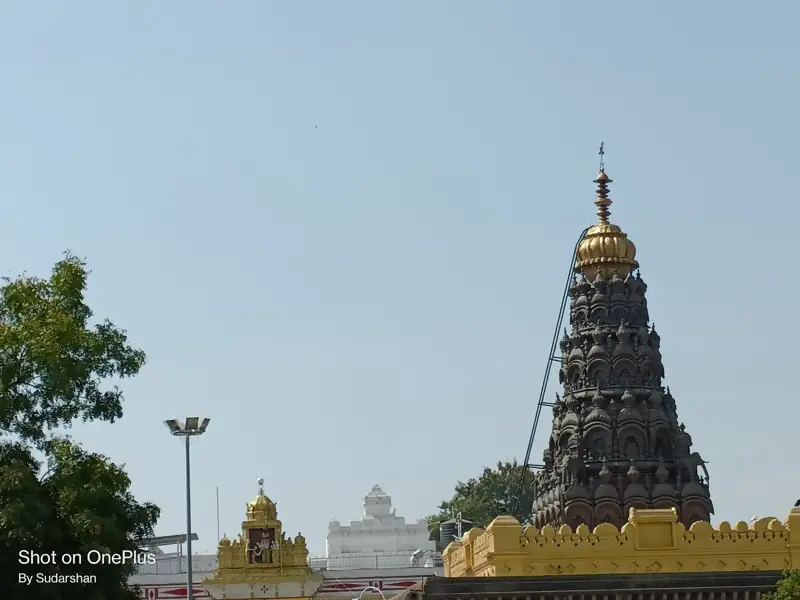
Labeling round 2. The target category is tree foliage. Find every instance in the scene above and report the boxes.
[763,570,800,600]
[0,254,145,445]
[427,460,535,544]
[1,439,160,599]
[0,254,159,599]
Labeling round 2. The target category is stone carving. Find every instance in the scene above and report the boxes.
[684,452,710,483]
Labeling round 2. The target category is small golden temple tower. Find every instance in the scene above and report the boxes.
[203,478,322,600]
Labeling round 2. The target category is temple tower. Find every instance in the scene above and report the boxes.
[530,164,713,531]
[203,478,322,600]
[326,485,434,569]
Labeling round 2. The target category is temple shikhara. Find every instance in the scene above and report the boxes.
[530,166,713,530]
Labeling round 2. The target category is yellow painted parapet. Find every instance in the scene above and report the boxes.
[443,507,800,578]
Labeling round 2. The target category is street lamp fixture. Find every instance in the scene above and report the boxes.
[164,418,210,600]
[165,418,210,436]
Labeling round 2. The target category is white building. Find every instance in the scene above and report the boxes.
[325,485,435,570]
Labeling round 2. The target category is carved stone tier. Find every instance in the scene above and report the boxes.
[530,169,713,531]
[203,479,322,600]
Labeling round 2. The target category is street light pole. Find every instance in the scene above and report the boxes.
[184,434,193,596]
[165,417,211,600]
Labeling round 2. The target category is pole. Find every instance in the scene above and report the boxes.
[216,487,220,543]
[185,435,194,600]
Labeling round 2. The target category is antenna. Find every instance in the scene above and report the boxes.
[598,141,605,171]
[216,487,220,543]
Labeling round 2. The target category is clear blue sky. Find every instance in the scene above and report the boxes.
[1,1,797,556]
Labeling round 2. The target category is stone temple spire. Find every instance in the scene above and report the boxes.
[530,160,713,530]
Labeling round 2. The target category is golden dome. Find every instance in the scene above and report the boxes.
[575,169,638,279]
[247,479,278,521]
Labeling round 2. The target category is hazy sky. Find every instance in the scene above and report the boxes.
[1,1,797,556]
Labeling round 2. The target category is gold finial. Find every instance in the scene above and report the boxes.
[575,146,639,279]
[594,170,612,224]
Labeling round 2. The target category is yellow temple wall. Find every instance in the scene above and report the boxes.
[443,507,800,578]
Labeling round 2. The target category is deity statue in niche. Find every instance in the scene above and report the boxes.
[654,437,672,460]
[248,527,276,564]
[624,437,640,459]
[591,437,607,459]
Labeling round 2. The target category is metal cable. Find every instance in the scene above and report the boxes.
[513,227,589,518]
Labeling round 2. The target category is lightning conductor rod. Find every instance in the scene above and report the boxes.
[513,225,589,518]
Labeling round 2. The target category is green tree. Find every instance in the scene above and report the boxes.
[427,460,535,545]
[0,254,159,599]
[763,570,800,600]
